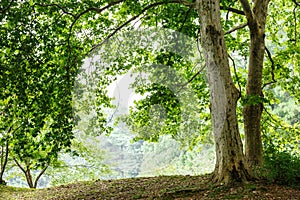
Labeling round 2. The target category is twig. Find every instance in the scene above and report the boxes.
[292,0,300,6]
[196,28,202,57]
[67,0,124,56]
[0,0,15,13]
[34,3,76,17]
[225,23,248,35]
[228,54,242,96]
[173,27,206,91]
[293,6,298,43]
[263,107,297,130]
[178,7,192,32]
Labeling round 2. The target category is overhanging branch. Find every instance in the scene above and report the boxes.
[68,0,124,49]
[89,0,187,53]
[34,3,76,17]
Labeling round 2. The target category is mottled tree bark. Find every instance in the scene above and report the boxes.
[240,0,270,167]
[196,0,252,184]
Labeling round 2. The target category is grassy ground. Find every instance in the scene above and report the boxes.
[1,175,299,199]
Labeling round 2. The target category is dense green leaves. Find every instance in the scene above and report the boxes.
[0,0,299,187]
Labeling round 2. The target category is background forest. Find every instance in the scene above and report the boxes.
[0,0,299,191]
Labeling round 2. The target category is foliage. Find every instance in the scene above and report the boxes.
[0,0,94,187]
[0,0,299,187]
[260,96,300,185]
[140,136,215,176]
[260,146,300,186]
[44,136,111,187]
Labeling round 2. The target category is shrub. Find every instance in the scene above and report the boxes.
[259,144,300,186]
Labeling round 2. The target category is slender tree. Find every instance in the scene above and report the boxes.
[240,0,270,167]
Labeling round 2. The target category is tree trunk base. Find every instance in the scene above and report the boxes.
[211,166,254,186]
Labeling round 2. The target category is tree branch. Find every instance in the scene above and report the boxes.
[174,28,206,91]
[228,54,242,97]
[13,158,26,175]
[34,3,76,17]
[263,107,298,131]
[61,0,125,82]
[293,6,298,43]
[0,0,15,14]
[173,0,195,7]
[34,165,49,188]
[67,0,124,50]
[262,47,277,89]
[178,65,206,90]
[178,7,192,32]
[239,0,255,23]
[292,0,300,6]
[225,22,248,35]
[89,0,186,53]
[220,6,245,15]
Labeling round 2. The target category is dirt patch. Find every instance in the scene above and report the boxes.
[3,175,300,200]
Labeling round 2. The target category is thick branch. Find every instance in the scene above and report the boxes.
[220,6,245,15]
[34,165,49,188]
[225,22,248,35]
[14,158,26,174]
[239,0,255,23]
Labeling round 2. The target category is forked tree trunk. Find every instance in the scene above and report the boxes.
[196,0,252,184]
[240,0,270,167]
[14,158,48,188]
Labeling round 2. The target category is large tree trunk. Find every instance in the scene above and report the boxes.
[240,0,269,167]
[196,0,252,184]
